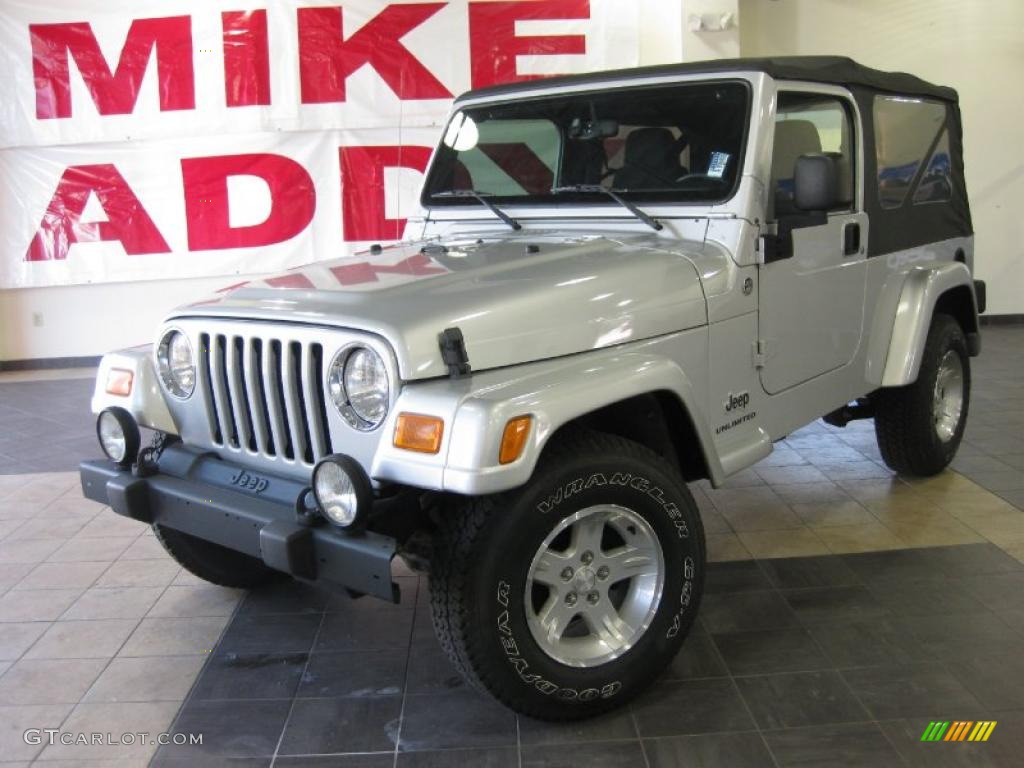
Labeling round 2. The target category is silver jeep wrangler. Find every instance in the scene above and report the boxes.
[81,56,984,720]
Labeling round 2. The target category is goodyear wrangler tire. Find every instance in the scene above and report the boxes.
[429,430,705,720]
[875,313,971,476]
[153,524,281,589]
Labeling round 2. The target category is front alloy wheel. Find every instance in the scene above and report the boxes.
[430,430,705,720]
[525,504,665,668]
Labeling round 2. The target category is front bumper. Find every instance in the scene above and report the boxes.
[79,445,399,602]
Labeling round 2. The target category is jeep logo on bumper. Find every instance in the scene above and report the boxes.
[229,469,269,494]
[725,392,750,413]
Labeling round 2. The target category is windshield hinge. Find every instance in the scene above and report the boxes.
[752,340,768,369]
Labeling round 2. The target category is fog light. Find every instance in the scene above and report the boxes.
[97,407,140,468]
[312,454,372,530]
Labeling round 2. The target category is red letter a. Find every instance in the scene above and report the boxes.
[25,164,170,262]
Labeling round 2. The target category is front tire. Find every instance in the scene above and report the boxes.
[153,524,282,589]
[874,313,971,476]
[429,430,705,720]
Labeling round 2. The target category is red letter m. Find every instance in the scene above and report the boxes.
[31,16,195,119]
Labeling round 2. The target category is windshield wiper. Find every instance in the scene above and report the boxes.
[551,184,663,231]
[432,190,521,230]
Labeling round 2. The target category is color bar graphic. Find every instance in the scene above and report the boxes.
[921,720,996,742]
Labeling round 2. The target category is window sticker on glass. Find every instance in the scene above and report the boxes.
[707,151,730,178]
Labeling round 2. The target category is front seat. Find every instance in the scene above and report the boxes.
[613,128,686,189]
[770,119,822,217]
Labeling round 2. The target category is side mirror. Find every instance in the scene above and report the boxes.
[794,153,839,212]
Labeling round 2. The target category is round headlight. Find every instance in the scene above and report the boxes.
[157,330,195,399]
[97,407,140,468]
[312,455,372,530]
[327,347,389,430]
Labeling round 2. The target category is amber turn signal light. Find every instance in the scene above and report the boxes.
[499,415,532,465]
[105,368,134,396]
[393,413,444,454]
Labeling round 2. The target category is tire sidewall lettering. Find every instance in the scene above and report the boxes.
[490,464,702,704]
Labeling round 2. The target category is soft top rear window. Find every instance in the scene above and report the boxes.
[422,81,750,207]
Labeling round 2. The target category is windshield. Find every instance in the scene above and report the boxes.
[422,81,750,208]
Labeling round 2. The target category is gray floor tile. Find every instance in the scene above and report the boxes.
[782,586,891,625]
[841,662,985,719]
[521,740,647,768]
[764,722,904,767]
[735,670,869,729]
[62,585,165,620]
[119,616,229,657]
[83,654,207,703]
[0,621,49,660]
[0,657,107,704]
[0,587,82,621]
[398,690,517,751]
[398,748,517,768]
[699,591,800,633]
[37,700,181,762]
[644,732,774,768]
[665,627,729,680]
[633,678,755,737]
[24,617,137,659]
[807,618,929,667]
[192,651,307,701]
[713,628,831,675]
[758,554,862,589]
[159,698,292,759]
[0,703,74,762]
[297,649,405,699]
[517,707,638,746]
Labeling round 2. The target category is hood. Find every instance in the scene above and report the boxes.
[171,233,710,380]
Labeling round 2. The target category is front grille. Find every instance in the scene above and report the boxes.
[198,332,333,466]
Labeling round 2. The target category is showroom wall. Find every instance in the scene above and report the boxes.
[740,0,1023,317]
[0,0,692,363]
[2,0,1019,364]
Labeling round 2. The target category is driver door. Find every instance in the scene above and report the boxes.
[758,89,868,395]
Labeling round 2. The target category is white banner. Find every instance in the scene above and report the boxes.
[0,0,640,288]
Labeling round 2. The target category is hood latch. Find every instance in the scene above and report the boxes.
[439,327,471,379]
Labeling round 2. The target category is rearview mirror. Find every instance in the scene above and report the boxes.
[568,117,619,140]
[794,153,839,212]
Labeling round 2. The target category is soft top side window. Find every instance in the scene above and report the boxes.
[873,96,951,209]
[770,92,856,220]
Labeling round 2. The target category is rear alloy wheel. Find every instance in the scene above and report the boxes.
[430,430,705,720]
[875,313,971,475]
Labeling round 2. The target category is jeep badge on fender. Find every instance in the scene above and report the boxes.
[725,392,750,412]
[81,57,982,722]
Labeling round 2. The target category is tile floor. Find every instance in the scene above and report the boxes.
[0,325,1023,766]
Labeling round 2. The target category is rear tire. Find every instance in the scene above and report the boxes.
[874,313,970,476]
[429,430,705,720]
[153,524,282,589]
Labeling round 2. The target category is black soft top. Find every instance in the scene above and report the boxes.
[457,56,958,104]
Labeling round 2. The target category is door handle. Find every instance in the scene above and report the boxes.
[843,222,861,256]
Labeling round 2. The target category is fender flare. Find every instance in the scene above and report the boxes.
[440,347,721,495]
[880,262,980,388]
[91,347,177,434]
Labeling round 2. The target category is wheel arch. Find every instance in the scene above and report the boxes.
[878,262,981,388]
[441,347,723,494]
[548,391,711,483]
